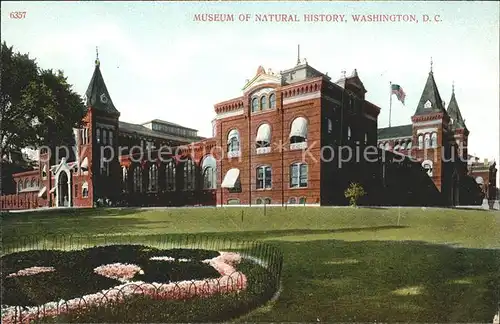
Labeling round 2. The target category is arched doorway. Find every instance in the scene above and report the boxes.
[58,171,69,207]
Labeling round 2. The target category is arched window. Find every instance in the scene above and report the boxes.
[290,163,308,188]
[251,98,259,112]
[394,142,400,150]
[400,142,406,150]
[260,95,267,110]
[133,165,143,193]
[256,165,272,189]
[385,142,391,150]
[227,199,240,205]
[42,165,47,179]
[418,135,424,149]
[298,197,307,204]
[227,129,240,155]
[431,132,438,148]
[264,198,271,205]
[82,182,89,198]
[31,178,36,187]
[148,164,158,192]
[103,130,107,145]
[364,133,368,144]
[256,123,271,149]
[18,181,22,192]
[109,131,113,146]
[407,140,412,150]
[165,160,176,191]
[327,119,333,134]
[424,133,431,148]
[378,143,384,149]
[202,155,217,189]
[122,166,128,193]
[289,117,308,144]
[96,128,101,144]
[269,93,276,109]
[347,127,352,140]
[24,179,29,188]
[184,159,195,191]
[288,197,296,204]
[256,198,263,205]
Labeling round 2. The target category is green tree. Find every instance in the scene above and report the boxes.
[344,182,366,207]
[0,42,86,195]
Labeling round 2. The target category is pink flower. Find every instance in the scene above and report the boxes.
[6,266,55,278]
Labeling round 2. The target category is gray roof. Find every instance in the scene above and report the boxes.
[413,72,447,116]
[378,124,413,140]
[141,119,198,132]
[85,60,120,116]
[119,121,204,143]
[446,91,467,130]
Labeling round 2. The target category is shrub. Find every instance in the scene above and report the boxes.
[344,182,366,207]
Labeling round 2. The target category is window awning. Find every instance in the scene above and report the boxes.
[221,168,240,188]
[49,187,56,193]
[38,186,47,198]
[256,124,271,143]
[81,157,88,169]
[289,117,308,139]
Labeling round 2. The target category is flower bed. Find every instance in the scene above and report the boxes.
[1,245,251,323]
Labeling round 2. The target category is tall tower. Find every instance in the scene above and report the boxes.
[411,60,453,199]
[446,83,469,161]
[83,51,121,205]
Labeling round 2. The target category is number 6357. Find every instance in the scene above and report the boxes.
[10,12,27,19]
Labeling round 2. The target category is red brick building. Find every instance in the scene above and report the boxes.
[1,55,494,210]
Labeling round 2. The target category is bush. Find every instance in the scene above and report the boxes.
[344,182,366,207]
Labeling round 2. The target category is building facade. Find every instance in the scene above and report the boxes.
[1,55,495,210]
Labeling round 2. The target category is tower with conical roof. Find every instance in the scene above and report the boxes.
[446,82,469,161]
[411,59,458,204]
[79,49,121,205]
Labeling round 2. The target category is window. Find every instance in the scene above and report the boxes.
[202,155,217,189]
[133,165,143,193]
[31,178,36,187]
[385,142,391,150]
[298,197,307,204]
[424,133,430,148]
[400,142,407,150]
[347,127,352,140]
[96,128,101,144]
[378,143,384,149]
[101,160,110,176]
[260,95,267,110]
[24,179,28,189]
[256,165,272,189]
[227,129,240,155]
[109,131,113,146]
[82,182,89,198]
[165,160,176,191]
[18,181,22,192]
[418,135,424,149]
[264,198,271,204]
[251,98,259,112]
[269,93,276,109]
[184,159,195,191]
[394,142,400,150]
[431,132,438,148]
[103,130,107,145]
[288,197,296,204]
[227,199,240,205]
[422,160,433,177]
[42,165,47,179]
[256,198,263,205]
[327,119,333,134]
[148,164,158,192]
[122,166,128,193]
[290,163,308,188]
[256,123,271,151]
[289,117,308,146]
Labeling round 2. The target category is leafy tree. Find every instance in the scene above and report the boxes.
[344,182,366,207]
[0,42,86,194]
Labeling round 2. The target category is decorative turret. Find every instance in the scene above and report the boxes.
[413,64,447,117]
[447,83,468,132]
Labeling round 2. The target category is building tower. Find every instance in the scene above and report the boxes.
[82,51,121,205]
[446,82,469,161]
[411,60,457,205]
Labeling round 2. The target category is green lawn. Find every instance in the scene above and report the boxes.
[2,207,500,322]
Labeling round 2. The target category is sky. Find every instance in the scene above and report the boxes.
[2,1,499,183]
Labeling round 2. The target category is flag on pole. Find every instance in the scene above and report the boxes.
[391,84,406,105]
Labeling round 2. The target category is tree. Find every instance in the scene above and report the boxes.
[0,42,86,195]
[344,182,366,207]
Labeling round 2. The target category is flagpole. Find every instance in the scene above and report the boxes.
[389,81,392,128]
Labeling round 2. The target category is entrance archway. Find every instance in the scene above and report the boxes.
[58,171,69,207]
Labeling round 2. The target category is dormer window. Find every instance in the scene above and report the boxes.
[424,100,432,109]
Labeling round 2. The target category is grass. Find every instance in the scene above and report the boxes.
[2,206,500,322]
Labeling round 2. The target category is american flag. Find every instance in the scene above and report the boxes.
[391,84,406,105]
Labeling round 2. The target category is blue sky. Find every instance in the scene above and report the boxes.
[2,1,499,175]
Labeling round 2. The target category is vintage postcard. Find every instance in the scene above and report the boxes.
[1,1,499,323]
